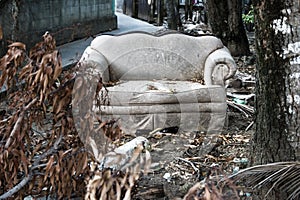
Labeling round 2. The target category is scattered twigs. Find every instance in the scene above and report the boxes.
[227,100,254,117]
[176,157,199,173]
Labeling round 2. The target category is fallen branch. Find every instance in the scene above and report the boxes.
[0,134,62,199]
[0,176,31,200]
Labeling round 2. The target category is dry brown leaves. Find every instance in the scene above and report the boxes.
[0,42,26,89]
[0,32,90,199]
[85,164,141,200]
[0,25,3,41]
[0,32,146,200]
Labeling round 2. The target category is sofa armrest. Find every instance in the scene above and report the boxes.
[78,46,110,83]
[204,47,237,86]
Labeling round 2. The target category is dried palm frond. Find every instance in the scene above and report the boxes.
[229,161,300,199]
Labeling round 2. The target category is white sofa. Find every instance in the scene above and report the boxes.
[78,32,237,134]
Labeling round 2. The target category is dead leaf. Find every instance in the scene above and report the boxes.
[8,42,26,51]
[0,25,3,40]
[53,65,62,79]
[44,156,55,182]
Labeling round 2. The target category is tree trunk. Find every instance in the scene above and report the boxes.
[252,0,296,198]
[288,0,300,160]
[157,0,164,26]
[252,0,295,166]
[166,0,180,30]
[206,0,250,56]
[184,0,192,21]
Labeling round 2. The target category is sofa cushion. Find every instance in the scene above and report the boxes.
[95,80,227,133]
[98,80,226,106]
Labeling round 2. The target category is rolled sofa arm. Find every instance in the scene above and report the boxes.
[78,46,110,83]
[204,47,237,86]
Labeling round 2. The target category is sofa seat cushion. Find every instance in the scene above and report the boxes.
[95,80,227,133]
[99,80,226,106]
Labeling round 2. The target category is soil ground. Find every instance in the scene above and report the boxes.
[131,112,253,200]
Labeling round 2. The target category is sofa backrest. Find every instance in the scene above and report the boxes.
[89,32,225,81]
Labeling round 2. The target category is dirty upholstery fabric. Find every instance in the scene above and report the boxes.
[95,80,227,134]
[80,32,237,134]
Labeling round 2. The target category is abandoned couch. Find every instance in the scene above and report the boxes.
[78,32,237,135]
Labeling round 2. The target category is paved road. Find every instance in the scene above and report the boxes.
[58,12,164,68]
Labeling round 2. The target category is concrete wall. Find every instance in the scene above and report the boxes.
[0,0,117,56]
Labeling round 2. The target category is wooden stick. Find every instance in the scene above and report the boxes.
[176,157,199,173]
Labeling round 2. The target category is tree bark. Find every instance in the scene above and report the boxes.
[252,0,296,198]
[166,0,181,30]
[157,0,164,26]
[184,0,192,21]
[206,0,250,56]
[252,0,295,166]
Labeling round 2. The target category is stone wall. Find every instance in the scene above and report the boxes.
[0,0,117,56]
